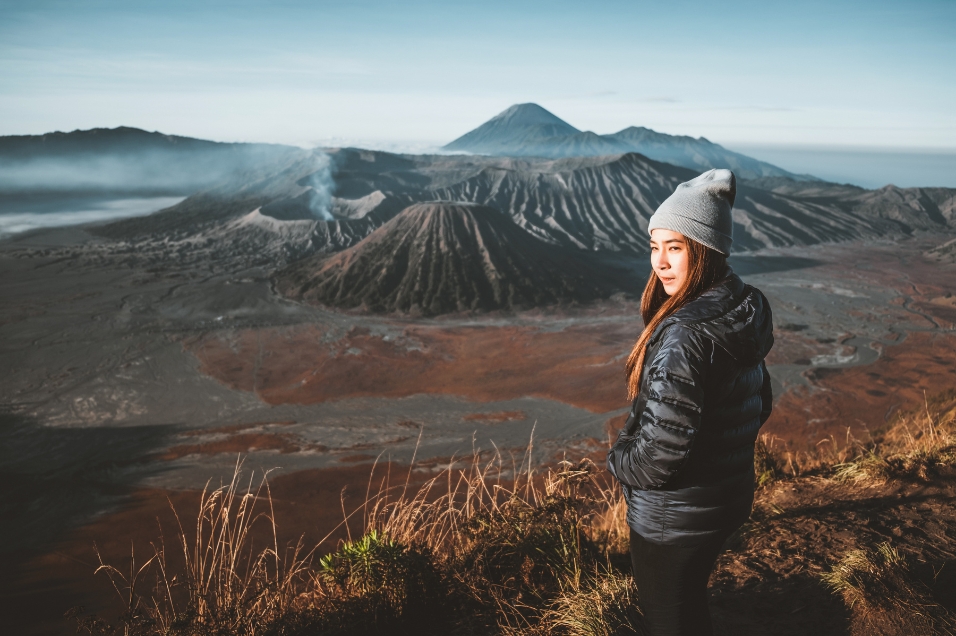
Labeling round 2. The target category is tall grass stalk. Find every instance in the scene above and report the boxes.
[86,459,315,635]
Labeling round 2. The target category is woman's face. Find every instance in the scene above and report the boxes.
[650,229,689,296]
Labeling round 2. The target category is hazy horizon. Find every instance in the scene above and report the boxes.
[727,144,956,189]
[3,121,956,190]
[2,0,954,151]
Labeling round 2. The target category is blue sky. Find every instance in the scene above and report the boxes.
[1,0,954,149]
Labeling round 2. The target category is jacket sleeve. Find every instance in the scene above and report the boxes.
[759,360,773,425]
[607,326,707,490]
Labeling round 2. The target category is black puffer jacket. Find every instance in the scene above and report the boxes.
[607,268,774,545]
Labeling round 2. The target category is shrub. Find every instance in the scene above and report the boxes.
[456,493,589,606]
[315,529,447,633]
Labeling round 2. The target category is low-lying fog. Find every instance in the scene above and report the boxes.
[0,133,338,236]
[0,195,185,238]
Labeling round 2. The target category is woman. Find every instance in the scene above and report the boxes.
[607,169,774,636]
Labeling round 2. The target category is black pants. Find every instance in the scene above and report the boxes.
[629,529,729,636]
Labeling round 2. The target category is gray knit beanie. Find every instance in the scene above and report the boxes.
[647,169,736,255]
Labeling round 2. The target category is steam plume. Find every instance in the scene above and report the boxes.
[306,151,334,221]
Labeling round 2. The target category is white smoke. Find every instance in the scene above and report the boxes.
[306,151,334,221]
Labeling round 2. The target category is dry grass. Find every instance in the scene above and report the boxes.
[75,461,314,635]
[822,542,956,635]
[754,434,786,488]
[542,571,642,636]
[764,429,862,479]
[750,390,956,484]
[832,390,956,484]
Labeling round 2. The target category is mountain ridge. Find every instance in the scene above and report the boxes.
[0,126,294,159]
[93,147,956,261]
[0,126,300,194]
[443,103,811,181]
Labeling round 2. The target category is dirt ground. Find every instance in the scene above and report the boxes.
[712,469,956,635]
[186,321,636,414]
[766,331,956,446]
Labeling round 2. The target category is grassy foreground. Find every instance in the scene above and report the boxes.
[71,390,956,636]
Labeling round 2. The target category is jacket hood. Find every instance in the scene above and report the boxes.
[656,267,774,365]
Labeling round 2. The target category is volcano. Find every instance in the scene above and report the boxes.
[274,201,620,315]
[443,103,582,155]
[442,103,804,180]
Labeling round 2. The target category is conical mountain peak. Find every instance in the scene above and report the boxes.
[443,105,805,179]
[443,104,580,155]
[488,104,579,130]
[275,200,615,315]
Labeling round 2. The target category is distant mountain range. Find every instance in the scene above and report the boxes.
[1,126,238,158]
[0,127,298,193]
[5,126,955,316]
[443,103,811,181]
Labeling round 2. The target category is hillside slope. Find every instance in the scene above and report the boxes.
[275,202,619,315]
[432,153,917,253]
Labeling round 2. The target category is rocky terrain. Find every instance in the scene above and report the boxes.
[427,154,956,252]
[929,237,956,262]
[82,147,956,316]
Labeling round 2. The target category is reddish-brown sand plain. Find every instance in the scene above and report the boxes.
[187,321,640,414]
[766,331,956,446]
[757,239,956,444]
[186,319,956,451]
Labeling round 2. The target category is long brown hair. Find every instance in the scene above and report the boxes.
[625,237,727,400]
